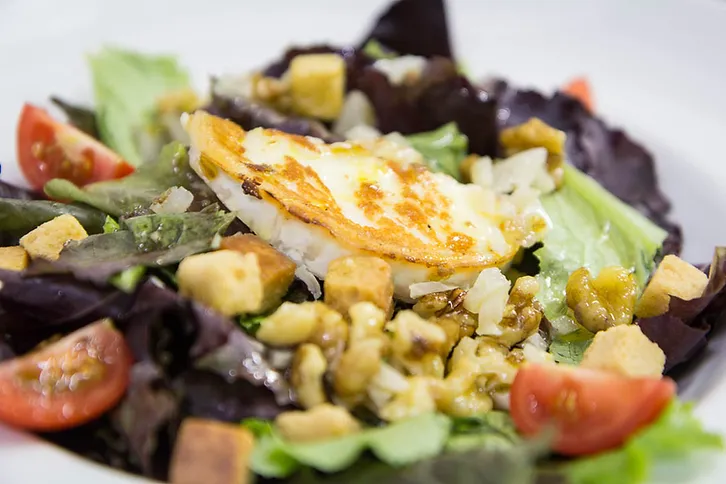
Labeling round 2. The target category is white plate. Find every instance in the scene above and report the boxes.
[1,0,726,482]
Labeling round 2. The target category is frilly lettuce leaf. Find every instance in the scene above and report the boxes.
[246,413,451,478]
[566,400,723,484]
[89,47,192,165]
[536,164,667,333]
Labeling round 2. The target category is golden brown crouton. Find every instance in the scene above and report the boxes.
[169,418,254,484]
[635,255,708,318]
[178,250,267,316]
[220,234,297,311]
[324,256,394,317]
[19,214,88,261]
[289,53,345,120]
[0,246,29,271]
[580,325,665,378]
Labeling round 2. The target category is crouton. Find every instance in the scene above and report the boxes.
[324,256,394,317]
[635,255,708,318]
[178,250,268,316]
[580,325,665,378]
[220,234,296,310]
[19,214,88,261]
[289,53,345,120]
[169,418,254,484]
[0,246,29,271]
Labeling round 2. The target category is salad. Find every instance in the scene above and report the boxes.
[0,0,724,483]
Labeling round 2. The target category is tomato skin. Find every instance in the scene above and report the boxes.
[16,103,134,191]
[562,77,595,112]
[0,320,132,431]
[510,364,675,456]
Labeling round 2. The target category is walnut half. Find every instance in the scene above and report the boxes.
[566,266,637,333]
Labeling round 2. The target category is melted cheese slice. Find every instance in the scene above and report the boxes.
[184,111,537,299]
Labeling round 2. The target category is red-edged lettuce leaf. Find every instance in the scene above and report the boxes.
[639,248,726,380]
[486,79,682,255]
[358,0,453,59]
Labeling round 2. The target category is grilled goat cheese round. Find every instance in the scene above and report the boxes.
[183,111,546,299]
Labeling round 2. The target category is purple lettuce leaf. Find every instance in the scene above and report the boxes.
[347,57,498,157]
[0,180,40,200]
[0,270,135,353]
[638,248,726,392]
[358,0,453,59]
[207,90,342,142]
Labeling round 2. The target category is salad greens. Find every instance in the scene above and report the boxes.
[362,40,398,60]
[0,198,106,238]
[248,412,527,479]
[50,97,100,139]
[248,413,450,477]
[405,123,468,180]
[89,47,192,165]
[566,401,723,484]
[535,164,667,334]
[44,142,216,217]
[547,328,594,365]
[640,247,726,376]
[1,1,725,483]
[445,412,521,452]
[28,210,234,286]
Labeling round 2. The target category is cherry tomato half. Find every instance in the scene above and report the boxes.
[510,364,675,456]
[17,103,134,190]
[0,320,132,431]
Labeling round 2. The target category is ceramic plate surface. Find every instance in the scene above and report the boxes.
[0,0,725,482]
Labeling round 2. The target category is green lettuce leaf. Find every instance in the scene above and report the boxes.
[50,97,100,139]
[536,165,667,333]
[109,265,147,293]
[566,400,723,484]
[406,123,468,180]
[277,425,549,484]
[548,328,594,365]
[26,210,234,288]
[44,142,215,217]
[363,40,398,60]
[89,47,192,165]
[0,199,106,237]
[123,210,232,252]
[102,215,121,233]
[246,413,451,478]
[238,314,265,334]
[446,411,521,452]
